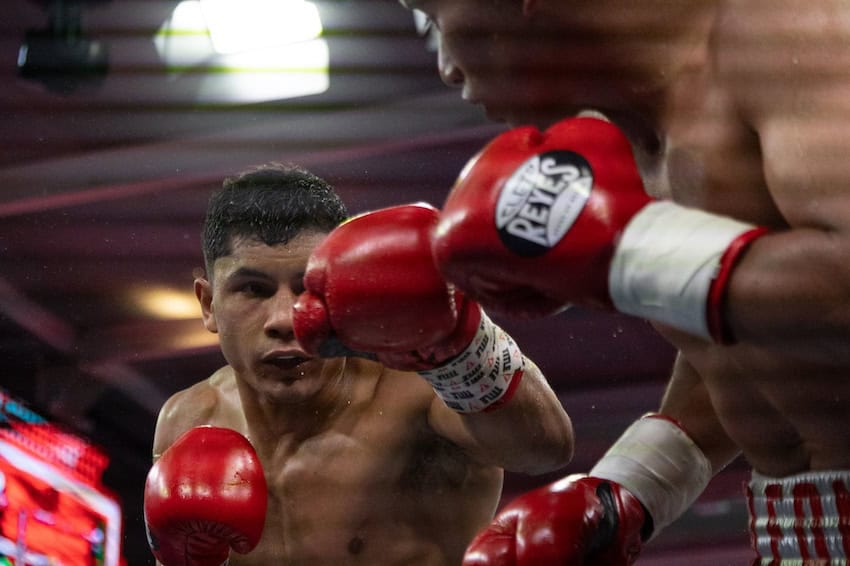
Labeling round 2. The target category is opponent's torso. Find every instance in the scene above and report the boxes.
[207,361,502,565]
[644,31,850,477]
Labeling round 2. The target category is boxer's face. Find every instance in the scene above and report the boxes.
[402,0,669,128]
[196,230,340,403]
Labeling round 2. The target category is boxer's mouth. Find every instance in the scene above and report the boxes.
[262,352,310,370]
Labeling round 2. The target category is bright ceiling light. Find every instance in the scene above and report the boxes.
[200,0,323,54]
[196,39,328,104]
[153,1,212,68]
[153,0,328,103]
[135,287,200,320]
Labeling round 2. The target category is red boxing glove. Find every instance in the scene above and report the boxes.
[463,475,647,566]
[292,203,477,369]
[144,426,267,566]
[293,203,524,413]
[433,117,767,343]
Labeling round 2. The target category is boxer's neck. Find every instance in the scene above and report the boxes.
[239,358,351,443]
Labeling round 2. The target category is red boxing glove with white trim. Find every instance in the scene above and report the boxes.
[144,426,267,566]
[463,474,647,566]
[433,117,767,343]
[464,413,713,566]
[292,203,524,413]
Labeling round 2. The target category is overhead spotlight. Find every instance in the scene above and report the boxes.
[200,0,323,54]
[17,0,109,95]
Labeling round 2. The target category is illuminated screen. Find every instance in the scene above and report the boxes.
[0,389,123,565]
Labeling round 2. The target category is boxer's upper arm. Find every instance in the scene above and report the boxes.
[707,2,850,355]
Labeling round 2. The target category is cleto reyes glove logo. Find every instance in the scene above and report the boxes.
[495,150,593,257]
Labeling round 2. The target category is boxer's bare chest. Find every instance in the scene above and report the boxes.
[651,75,850,475]
[231,409,471,564]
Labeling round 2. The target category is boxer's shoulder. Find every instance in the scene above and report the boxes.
[178,368,232,418]
[337,359,444,436]
[368,359,441,413]
[153,367,236,457]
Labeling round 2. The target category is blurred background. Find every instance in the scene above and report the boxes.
[0,0,753,563]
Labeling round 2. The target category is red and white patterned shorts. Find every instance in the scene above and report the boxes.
[747,470,850,565]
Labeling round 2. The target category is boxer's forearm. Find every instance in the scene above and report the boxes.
[473,361,575,474]
[658,355,741,474]
[435,359,574,475]
[724,227,850,362]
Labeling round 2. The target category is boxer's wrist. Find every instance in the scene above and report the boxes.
[608,201,767,343]
[418,310,524,413]
[589,412,712,538]
[705,225,769,343]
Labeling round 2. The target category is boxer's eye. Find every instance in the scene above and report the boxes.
[290,273,306,295]
[238,282,273,298]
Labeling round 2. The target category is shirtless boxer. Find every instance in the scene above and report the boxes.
[397,0,850,564]
[143,163,574,565]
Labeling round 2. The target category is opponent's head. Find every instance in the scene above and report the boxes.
[400,0,713,129]
[201,163,348,278]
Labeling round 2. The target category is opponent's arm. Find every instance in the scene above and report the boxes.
[433,117,768,347]
[657,354,741,473]
[704,5,850,362]
[464,399,727,565]
[292,203,574,475]
[434,98,850,364]
[463,355,740,566]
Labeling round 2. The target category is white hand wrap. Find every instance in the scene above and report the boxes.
[590,414,712,538]
[609,201,762,341]
[418,312,524,413]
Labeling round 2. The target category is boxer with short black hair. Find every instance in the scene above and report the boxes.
[144,163,574,565]
[398,1,850,564]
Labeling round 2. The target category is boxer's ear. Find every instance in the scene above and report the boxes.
[194,277,218,333]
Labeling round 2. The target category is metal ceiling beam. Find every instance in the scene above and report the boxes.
[0,92,501,217]
[0,275,76,353]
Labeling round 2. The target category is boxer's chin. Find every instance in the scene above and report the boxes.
[250,366,326,404]
[482,104,508,125]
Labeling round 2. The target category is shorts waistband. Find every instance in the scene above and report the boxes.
[747,469,850,564]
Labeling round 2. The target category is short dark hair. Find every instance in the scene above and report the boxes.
[201,163,348,275]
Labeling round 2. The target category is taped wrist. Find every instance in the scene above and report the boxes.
[609,201,767,343]
[417,311,524,413]
[589,413,712,539]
